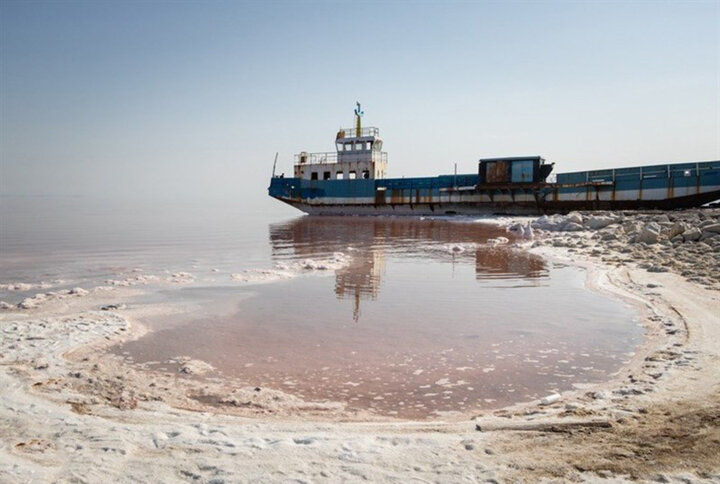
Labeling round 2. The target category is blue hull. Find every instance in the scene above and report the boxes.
[269,160,720,215]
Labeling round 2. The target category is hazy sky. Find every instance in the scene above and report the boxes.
[1,0,718,209]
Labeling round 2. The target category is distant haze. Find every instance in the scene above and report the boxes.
[1,1,718,210]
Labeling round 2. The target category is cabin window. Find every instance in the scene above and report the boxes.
[336,143,343,151]
[311,172,318,180]
[362,170,370,179]
[323,171,331,180]
[355,142,364,151]
[343,143,351,151]
[349,171,357,179]
[336,172,344,180]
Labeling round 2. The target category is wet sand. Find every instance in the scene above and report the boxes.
[1,210,719,483]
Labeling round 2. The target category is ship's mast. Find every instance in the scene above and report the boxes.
[354,101,363,136]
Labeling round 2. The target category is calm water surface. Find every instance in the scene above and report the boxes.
[1,197,642,418]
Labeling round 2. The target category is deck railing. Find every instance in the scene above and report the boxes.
[335,127,380,138]
[295,151,387,165]
[557,160,720,184]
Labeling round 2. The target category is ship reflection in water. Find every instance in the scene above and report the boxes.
[268,216,548,321]
[117,216,640,419]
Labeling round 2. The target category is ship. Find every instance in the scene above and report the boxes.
[269,104,720,215]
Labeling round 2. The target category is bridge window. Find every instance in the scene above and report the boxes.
[311,172,318,180]
[349,171,356,179]
[336,172,344,180]
[323,171,331,180]
[362,170,370,179]
[343,143,351,151]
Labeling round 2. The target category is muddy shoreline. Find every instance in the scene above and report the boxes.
[1,210,719,483]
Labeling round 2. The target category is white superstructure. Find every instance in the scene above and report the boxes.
[293,103,387,181]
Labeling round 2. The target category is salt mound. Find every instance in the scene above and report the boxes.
[167,272,195,284]
[231,253,353,284]
[231,269,292,284]
[293,252,351,272]
[15,287,91,310]
[532,213,587,232]
[586,215,616,230]
[427,243,478,254]
[486,237,509,245]
[104,275,160,287]
[531,212,623,233]
[176,357,215,375]
[0,281,53,291]
[507,222,534,239]
[635,222,662,245]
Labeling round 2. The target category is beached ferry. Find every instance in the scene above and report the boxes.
[268,104,720,215]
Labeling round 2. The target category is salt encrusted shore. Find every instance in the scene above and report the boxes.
[1,210,719,483]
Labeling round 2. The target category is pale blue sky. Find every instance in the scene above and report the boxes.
[1,0,718,209]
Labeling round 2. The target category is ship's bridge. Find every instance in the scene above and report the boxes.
[294,104,388,181]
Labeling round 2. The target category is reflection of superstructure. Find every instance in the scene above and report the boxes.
[335,251,385,322]
[268,217,547,320]
[268,217,387,321]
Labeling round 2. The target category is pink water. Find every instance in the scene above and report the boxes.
[113,217,640,418]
